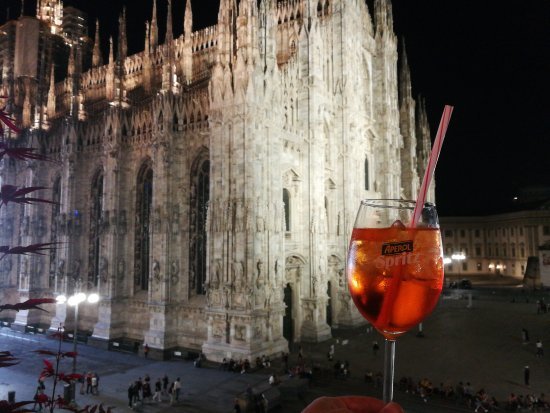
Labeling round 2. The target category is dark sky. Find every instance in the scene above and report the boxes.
[3,0,550,216]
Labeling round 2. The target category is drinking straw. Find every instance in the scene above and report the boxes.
[411,105,454,227]
[377,105,454,329]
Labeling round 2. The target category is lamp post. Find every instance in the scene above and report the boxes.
[56,291,100,374]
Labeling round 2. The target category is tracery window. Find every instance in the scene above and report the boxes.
[189,154,209,295]
[134,162,153,291]
[89,171,103,287]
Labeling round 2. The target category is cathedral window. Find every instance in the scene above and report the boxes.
[134,162,153,291]
[190,155,209,295]
[89,171,103,287]
[283,188,291,232]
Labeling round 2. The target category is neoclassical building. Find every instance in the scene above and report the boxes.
[0,0,432,360]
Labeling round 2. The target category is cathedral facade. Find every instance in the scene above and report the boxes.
[0,0,431,360]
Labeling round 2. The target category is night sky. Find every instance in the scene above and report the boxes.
[3,0,550,217]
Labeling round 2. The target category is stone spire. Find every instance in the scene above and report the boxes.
[117,8,128,61]
[398,38,412,106]
[143,21,153,93]
[47,65,56,120]
[108,36,114,66]
[374,0,394,36]
[182,0,193,82]
[144,21,150,55]
[165,0,173,44]
[150,0,159,48]
[184,0,193,39]
[217,0,238,65]
[92,19,103,67]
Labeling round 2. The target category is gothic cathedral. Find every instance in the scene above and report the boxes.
[0,0,432,360]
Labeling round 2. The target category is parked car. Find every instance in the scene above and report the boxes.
[449,278,473,289]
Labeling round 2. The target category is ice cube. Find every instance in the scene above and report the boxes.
[391,219,406,229]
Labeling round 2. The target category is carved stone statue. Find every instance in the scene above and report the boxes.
[232,261,244,292]
[153,260,161,283]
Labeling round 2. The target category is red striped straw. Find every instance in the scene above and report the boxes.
[411,105,454,227]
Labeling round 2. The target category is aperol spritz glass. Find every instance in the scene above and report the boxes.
[346,199,444,402]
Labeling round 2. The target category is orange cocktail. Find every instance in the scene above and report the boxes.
[347,225,444,339]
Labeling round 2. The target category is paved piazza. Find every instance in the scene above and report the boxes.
[0,278,548,412]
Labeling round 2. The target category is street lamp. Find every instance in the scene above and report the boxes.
[56,291,100,374]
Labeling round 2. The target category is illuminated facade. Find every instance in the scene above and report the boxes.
[440,208,550,280]
[0,0,431,360]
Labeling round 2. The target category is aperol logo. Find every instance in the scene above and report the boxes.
[381,241,413,255]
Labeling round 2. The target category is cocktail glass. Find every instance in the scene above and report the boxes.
[347,199,444,402]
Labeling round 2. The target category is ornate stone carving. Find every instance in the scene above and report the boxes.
[170,260,179,285]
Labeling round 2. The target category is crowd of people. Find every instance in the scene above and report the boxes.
[79,371,100,395]
[390,375,550,412]
[126,374,183,408]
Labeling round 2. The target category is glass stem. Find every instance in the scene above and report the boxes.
[383,338,396,403]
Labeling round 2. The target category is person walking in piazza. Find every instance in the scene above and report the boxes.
[152,378,162,402]
[86,372,93,394]
[127,381,136,408]
[162,374,169,395]
[328,344,335,361]
[536,339,544,357]
[91,372,99,395]
[522,328,530,344]
[524,365,530,386]
[172,377,182,403]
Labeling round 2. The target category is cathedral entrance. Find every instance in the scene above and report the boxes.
[326,281,333,327]
[283,283,293,345]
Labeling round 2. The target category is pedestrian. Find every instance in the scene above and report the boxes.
[172,377,181,403]
[91,372,99,395]
[79,371,86,394]
[86,372,93,394]
[33,381,47,412]
[168,381,175,405]
[233,398,242,413]
[522,328,530,344]
[372,340,379,356]
[536,339,544,357]
[127,382,135,407]
[144,343,149,358]
[328,344,335,361]
[282,352,289,371]
[524,365,530,386]
[142,376,152,403]
[152,378,162,402]
[162,374,169,395]
[135,378,143,401]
